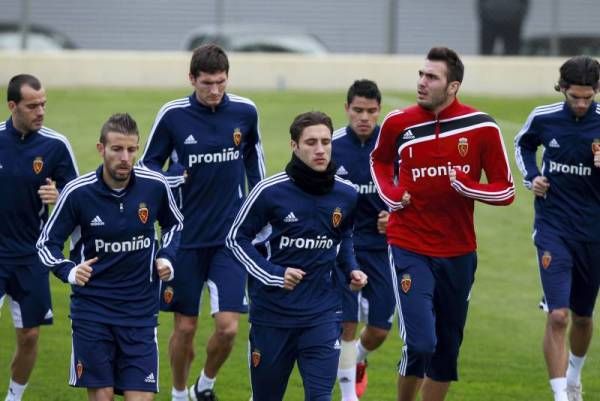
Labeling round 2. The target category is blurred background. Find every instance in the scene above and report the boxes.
[1,0,599,56]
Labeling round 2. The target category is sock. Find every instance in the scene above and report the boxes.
[356,340,371,363]
[196,370,216,392]
[566,352,586,386]
[337,367,358,401]
[5,380,27,401]
[171,387,188,401]
[550,377,568,401]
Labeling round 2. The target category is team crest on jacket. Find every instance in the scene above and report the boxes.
[458,137,469,157]
[332,207,342,228]
[251,349,261,367]
[541,251,552,269]
[401,274,412,293]
[33,156,44,174]
[138,203,149,224]
[76,360,84,379]
[592,138,600,153]
[233,128,242,146]
[163,286,174,304]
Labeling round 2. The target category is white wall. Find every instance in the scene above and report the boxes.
[0,50,564,96]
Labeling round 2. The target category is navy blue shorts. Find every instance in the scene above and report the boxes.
[0,262,53,328]
[249,322,341,401]
[389,246,476,382]
[160,246,248,316]
[338,249,395,330]
[534,227,600,317]
[70,320,159,393]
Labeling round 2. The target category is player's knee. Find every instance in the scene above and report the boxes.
[16,327,40,350]
[215,322,238,343]
[548,309,569,329]
[174,319,198,341]
[364,326,389,345]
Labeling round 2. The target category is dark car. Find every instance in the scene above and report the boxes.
[181,24,328,54]
[0,22,76,50]
[521,34,600,56]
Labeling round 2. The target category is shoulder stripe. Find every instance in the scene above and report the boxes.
[140,98,191,163]
[39,127,80,175]
[334,175,357,189]
[332,127,347,140]
[228,93,258,109]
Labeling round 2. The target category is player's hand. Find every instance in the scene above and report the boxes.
[400,191,411,208]
[531,176,550,197]
[377,210,389,234]
[155,258,173,281]
[592,142,600,167]
[38,178,58,204]
[72,257,97,286]
[283,267,306,290]
[449,167,457,182]
[349,270,368,291]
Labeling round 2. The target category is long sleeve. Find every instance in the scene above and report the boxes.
[155,179,184,264]
[36,185,78,282]
[242,108,267,190]
[514,110,543,189]
[451,125,515,205]
[226,184,285,287]
[335,217,359,279]
[370,111,409,211]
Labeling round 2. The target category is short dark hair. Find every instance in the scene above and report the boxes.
[99,113,139,144]
[346,79,381,105]
[7,74,42,103]
[190,44,229,77]
[427,47,464,83]
[289,111,333,142]
[555,55,600,91]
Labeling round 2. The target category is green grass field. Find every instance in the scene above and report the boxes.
[0,88,599,401]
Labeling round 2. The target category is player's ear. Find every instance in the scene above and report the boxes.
[7,100,17,113]
[96,142,104,156]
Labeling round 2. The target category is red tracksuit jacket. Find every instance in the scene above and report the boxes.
[370,99,514,257]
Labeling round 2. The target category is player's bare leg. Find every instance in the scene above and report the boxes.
[87,387,114,401]
[10,328,39,384]
[397,375,422,401]
[566,313,593,400]
[544,308,569,400]
[124,390,154,401]
[169,313,198,391]
[421,378,450,401]
[204,311,239,378]
[359,326,388,354]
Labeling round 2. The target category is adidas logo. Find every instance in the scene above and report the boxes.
[144,372,156,383]
[334,339,341,350]
[336,165,348,175]
[283,212,298,223]
[90,216,105,226]
[184,134,197,145]
[44,309,54,320]
[402,130,415,140]
[548,138,560,148]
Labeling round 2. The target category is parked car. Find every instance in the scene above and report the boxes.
[521,34,600,56]
[0,22,76,51]
[181,24,328,54]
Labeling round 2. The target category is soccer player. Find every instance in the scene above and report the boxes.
[332,80,394,401]
[514,55,600,401]
[37,113,183,401]
[0,74,78,401]
[370,47,515,401]
[227,111,368,401]
[140,44,266,401]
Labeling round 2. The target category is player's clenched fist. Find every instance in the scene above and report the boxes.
[349,269,368,291]
[283,267,306,290]
[155,258,174,281]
